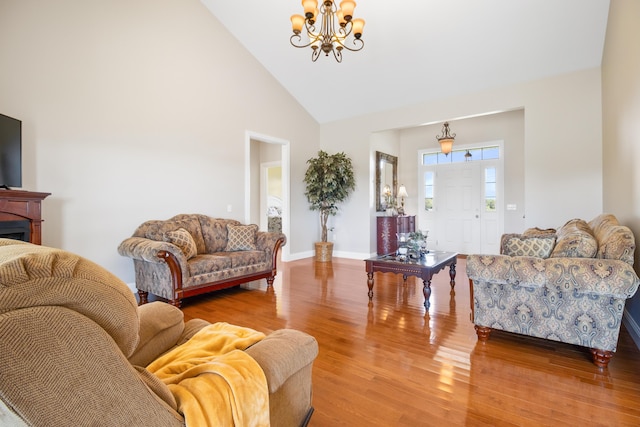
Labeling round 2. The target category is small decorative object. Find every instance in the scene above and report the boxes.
[304,150,356,262]
[405,230,429,259]
[397,185,408,215]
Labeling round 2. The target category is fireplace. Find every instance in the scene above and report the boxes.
[0,190,50,245]
[0,220,31,242]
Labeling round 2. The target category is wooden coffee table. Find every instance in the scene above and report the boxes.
[364,251,458,309]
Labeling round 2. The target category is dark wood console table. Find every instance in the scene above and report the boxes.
[376,215,415,255]
[0,190,51,244]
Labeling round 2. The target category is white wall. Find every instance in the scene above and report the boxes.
[320,67,603,257]
[0,0,319,283]
[602,0,640,343]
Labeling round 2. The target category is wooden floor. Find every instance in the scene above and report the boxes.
[180,257,640,426]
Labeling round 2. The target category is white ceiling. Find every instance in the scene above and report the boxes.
[201,0,610,124]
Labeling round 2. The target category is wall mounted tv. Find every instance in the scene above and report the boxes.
[0,113,22,189]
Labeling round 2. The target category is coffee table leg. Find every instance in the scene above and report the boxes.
[423,279,431,310]
[367,272,374,300]
[449,263,456,289]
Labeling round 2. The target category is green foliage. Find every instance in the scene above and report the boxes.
[303,150,356,242]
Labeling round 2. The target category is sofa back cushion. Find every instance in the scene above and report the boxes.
[135,215,206,254]
[0,239,140,357]
[550,218,598,258]
[596,224,636,265]
[587,213,636,265]
[589,213,619,237]
[199,218,243,253]
[501,233,556,258]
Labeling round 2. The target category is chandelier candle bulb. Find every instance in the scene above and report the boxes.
[351,18,364,37]
[303,0,318,18]
[291,15,305,34]
[339,1,356,20]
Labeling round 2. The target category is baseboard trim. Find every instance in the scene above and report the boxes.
[623,308,640,351]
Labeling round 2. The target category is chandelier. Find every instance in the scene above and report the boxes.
[436,122,456,156]
[290,1,365,63]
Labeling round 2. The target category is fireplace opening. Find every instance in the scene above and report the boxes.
[0,220,31,242]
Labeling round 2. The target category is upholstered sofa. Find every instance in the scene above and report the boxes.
[0,239,317,426]
[118,214,286,307]
[467,214,640,368]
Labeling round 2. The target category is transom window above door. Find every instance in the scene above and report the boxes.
[422,146,499,165]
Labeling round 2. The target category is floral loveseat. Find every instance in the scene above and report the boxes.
[118,214,286,307]
[466,214,640,368]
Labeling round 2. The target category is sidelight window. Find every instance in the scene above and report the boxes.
[485,167,496,211]
[423,171,434,211]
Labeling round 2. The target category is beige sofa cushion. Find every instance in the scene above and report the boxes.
[597,225,636,265]
[129,302,186,367]
[550,219,598,258]
[0,239,140,357]
[523,227,556,236]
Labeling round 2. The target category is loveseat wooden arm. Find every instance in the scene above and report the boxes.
[118,237,189,306]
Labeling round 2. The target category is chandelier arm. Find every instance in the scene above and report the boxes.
[331,23,364,52]
[332,47,343,63]
[337,38,364,52]
[290,34,319,50]
[311,47,321,62]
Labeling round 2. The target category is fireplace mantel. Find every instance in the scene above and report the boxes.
[0,190,51,244]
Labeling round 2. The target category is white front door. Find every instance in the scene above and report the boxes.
[439,162,482,254]
[418,146,503,255]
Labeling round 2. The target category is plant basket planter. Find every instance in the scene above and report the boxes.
[315,242,334,262]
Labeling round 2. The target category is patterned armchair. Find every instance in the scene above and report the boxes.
[118,214,286,307]
[467,214,640,368]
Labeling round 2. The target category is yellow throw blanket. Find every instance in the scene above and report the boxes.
[147,322,269,427]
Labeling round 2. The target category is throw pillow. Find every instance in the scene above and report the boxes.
[550,219,598,258]
[225,224,258,251]
[502,234,557,258]
[163,228,198,259]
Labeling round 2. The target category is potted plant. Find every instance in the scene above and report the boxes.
[304,150,356,262]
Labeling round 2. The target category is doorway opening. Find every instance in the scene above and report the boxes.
[245,131,291,261]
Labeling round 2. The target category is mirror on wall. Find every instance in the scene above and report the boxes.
[375,151,398,212]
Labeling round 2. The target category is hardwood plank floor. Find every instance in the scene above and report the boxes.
[180,257,640,426]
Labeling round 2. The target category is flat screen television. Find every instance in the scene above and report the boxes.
[0,113,22,189]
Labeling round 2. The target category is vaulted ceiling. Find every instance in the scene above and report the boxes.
[201,0,610,124]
